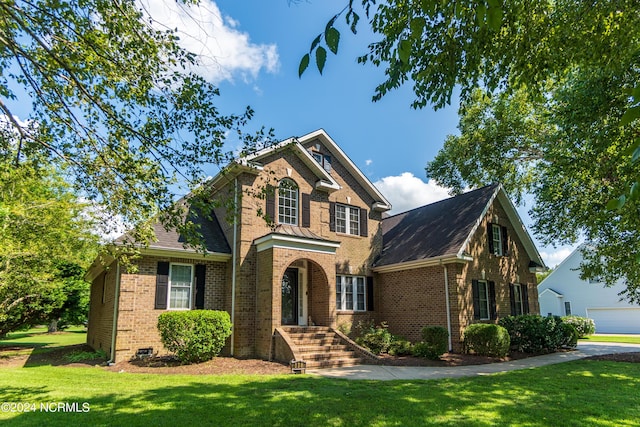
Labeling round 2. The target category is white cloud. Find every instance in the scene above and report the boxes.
[374,172,451,215]
[138,0,279,83]
[539,247,575,269]
[365,159,373,166]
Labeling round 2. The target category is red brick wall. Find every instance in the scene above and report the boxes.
[87,262,118,357]
[106,255,228,362]
[376,198,540,352]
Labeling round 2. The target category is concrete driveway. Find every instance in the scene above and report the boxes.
[308,341,640,381]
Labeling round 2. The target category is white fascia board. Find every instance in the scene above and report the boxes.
[456,185,501,259]
[84,254,116,282]
[455,185,546,270]
[496,189,546,269]
[140,247,232,262]
[373,253,472,274]
[254,233,340,254]
[301,129,392,211]
[539,288,563,298]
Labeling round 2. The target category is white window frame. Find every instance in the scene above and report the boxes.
[168,263,194,310]
[336,204,360,235]
[336,275,366,311]
[513,283,524,316]
[491,224,503,256]
[278,178,298,225]
[311,151,332,171]
[564,301,572,316]
[478,280,490,320]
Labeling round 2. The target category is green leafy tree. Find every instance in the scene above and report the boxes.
[0,0,265,247]
[0,157,98,336]
[301,1,640,301]
[44,262,91,332]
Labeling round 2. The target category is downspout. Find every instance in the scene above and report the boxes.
[108,260,121,365]
[443,265,453,352]
[230,177,239,356]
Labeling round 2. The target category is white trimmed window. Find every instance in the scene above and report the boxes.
[336,204,360,235]
[513,283,524,315]
[564,301,572,316]
[336,275,366,311]
[491,224,503,256]
[278,178,298,225]
[311,151,332,172]
[477,280,490,320]
[169,263,193,309]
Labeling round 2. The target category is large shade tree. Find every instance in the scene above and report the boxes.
[300,0,640,302]
[0,0,267,248]
[0,148,99,336]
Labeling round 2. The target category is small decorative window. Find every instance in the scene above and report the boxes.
[564,301,572,316]
[492,224,503,256]
[278,178,298,225]
[311,151,332,172]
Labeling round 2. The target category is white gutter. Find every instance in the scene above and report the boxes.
[230,177,238,356]
[108,260,121,364]
[443,265,453,352]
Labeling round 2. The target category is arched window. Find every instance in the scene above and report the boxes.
[278,178,298,225]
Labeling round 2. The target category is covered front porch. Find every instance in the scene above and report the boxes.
[253,228,340,359]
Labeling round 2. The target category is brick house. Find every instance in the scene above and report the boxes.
[86,129,545,366]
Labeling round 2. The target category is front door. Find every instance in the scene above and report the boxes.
[281,267,298,325]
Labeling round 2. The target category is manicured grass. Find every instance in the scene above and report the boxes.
[580,335,640,345]
[0,361,639,426]
[0,326,87,356]
[1,329,639,426]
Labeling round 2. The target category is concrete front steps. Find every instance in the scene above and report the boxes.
[281,326,367,369]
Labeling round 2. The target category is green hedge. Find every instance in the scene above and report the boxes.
[463,324,510,357]
[157,310,232,364]
[561,315,596,338]
[499,315,578,353]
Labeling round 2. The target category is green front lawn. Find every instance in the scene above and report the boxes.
[1,328,639,426]
[1,361,639,426]
[0,326,87,357]
[580,335,640,345]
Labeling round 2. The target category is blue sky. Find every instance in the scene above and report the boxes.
[7,0,576,266]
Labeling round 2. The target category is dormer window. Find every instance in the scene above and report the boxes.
[278,178,298,225]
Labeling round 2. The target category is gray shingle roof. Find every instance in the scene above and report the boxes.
[116,207,231,254]
[374,184,500,267]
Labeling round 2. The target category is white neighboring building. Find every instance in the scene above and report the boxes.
[538,246,640,334]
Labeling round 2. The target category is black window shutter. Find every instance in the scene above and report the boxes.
[488,281,497,320]
[329,202,336,232]
[501,226,509,256]
[265,185,275,223]
[195,264,206,309]
[472,280,480,320]
[522,284,530,314]
[155,261,169,309]
[509,283,516,316]
[301,193,311,228]
[487,223,494,254]
[366,276,374,311]
[359,208,368,237]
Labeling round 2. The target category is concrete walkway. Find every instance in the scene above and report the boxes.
[308,342,640,381]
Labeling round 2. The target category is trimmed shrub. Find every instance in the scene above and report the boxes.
[157,310,232,364]
[499,314,574,353]
[413,326,449,360]
[560,322,579,348]
[388,335,413,356]
[562,315,596,338]
[355,322,392,355]
[463,324,510,357]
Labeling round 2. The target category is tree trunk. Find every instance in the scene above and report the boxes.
[48,319,58,333]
